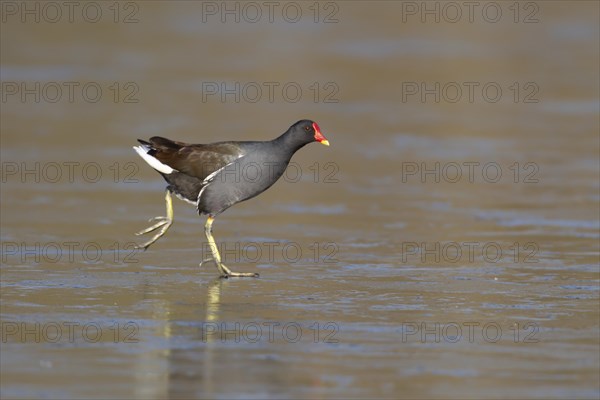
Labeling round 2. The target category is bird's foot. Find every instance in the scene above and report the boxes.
[200,257,258,277]
[134,216,173,250]
[219,263,259,278]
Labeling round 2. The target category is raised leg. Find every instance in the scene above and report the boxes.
[135,190,173,250]
[204,216,259,278]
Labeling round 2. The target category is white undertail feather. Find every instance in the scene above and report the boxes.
[133,145,174,174]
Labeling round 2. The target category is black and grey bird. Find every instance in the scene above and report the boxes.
[133,119,330,278]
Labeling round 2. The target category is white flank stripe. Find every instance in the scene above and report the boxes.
[197,184,209,204]
[202,156,243,184]
[173,191,196,205]
[202,168,222,184]
[133,146,174,174]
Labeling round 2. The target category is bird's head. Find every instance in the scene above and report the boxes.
[293,119,330,146]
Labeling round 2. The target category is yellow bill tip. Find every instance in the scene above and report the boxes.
[320,139,330,146]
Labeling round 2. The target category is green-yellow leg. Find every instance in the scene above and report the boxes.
[204,216,259,278]
[135,190,173,250]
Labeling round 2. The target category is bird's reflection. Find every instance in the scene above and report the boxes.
[205,277,223,323]
[131,276,225,399]
[133,282,173,399]
[201,277,224,397]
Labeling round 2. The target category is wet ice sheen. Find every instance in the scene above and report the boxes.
[1,2,599,399]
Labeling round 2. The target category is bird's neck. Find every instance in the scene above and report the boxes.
[272,131,309,156]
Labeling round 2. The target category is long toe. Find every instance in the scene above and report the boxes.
[134,223,171,249]
[135,218,171,236]
[148,216,169,223]
[199,257,215,268]
[221,265,259,278]
[134,243,149,251]
[134,237,160,250]
[226,272,260,278]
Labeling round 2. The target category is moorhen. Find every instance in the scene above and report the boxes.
[133,119,329,278]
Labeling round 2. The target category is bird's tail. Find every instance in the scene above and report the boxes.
[133,140,174,175]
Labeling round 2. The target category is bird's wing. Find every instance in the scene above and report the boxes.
[146,137,246,182]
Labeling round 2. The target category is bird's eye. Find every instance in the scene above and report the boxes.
[304,126,310,131]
